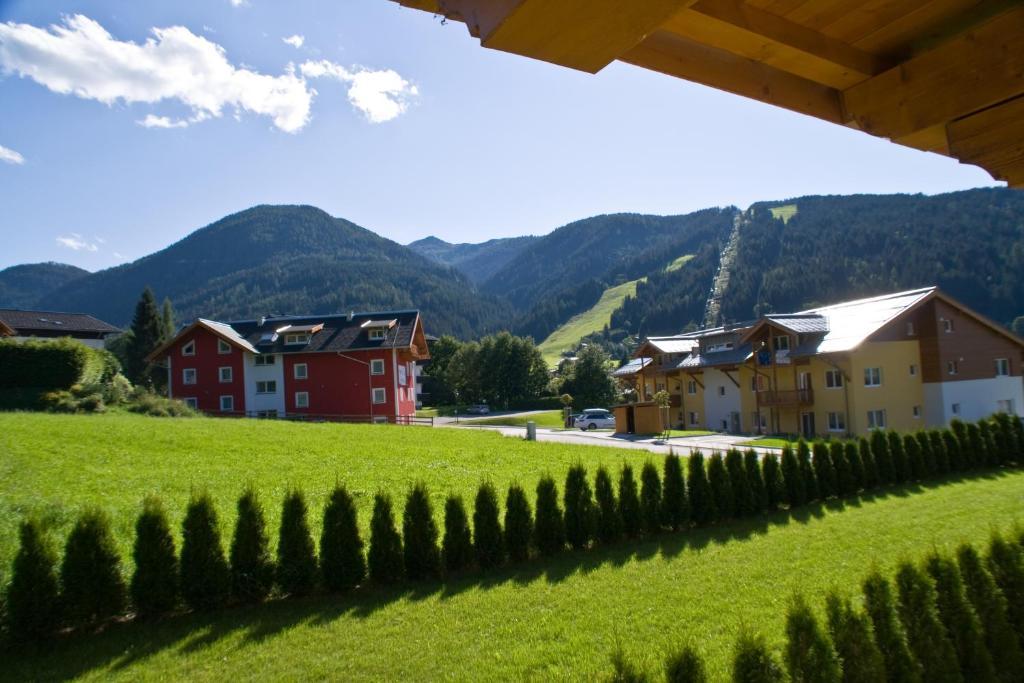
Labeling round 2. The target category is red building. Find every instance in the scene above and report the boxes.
[147,310,430,422]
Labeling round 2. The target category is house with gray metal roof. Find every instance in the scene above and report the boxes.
[0,308,121,349]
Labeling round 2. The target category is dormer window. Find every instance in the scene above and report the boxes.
[182,340,195,356]
[369,328,386,341]
[285,333,311,345]
[773,335,790,352]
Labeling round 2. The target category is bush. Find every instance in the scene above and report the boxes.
[60,509,128,627]
[179,493,230,610]
[0,337,107,390]
[661,453,689,529]
[277,490,318,595]
[368,493,404,584]
[965,422,986,470]
[780,445,805,507]
[320,484,365,592]
[131,496,179,616]
[534,475,565,556]
[825,590,885,683]
[686,453,715,525]
[785,594,841,683]
[843,442,863,492]
[888,431,910,484]
[726,449,754,516]
[858,437,878,488]
[950,420,969,469]
[229,488,274,603]
[441,494,473,574]
[978,420,999,467]
[640,461,663,534]
[126,388,197,417]
[797,439,819,502]
[564,464,595,550]
[940,429,959,473]
[924,552,997,682]
[761,453,782,511]
[732,631,785,683]
[707,453,733,521]
[956,543,1024,680]
[595,466,622,543]
[504,483,533,563]
[895,560,962,683]
[811,442,837,499]
[915,432,936,478]
[871,430,893,484]
[664,644,707,683]
[402,483,441,580]
[474,482,505,569]
[862,569,922,683]
[619,464,643,537]
[4,518,60,641]
[745,449,768,513]
[903,434,924,481]
[991,413,1016,464]
[829,441,852,497]
[1011,416,1024,464]
[986,532,1024,641]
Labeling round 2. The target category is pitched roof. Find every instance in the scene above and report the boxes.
[0,308,121,335]
[612,357,653,377]
[795,287,936,355]
[637,336,699,355]
[763,314,830,335]
[677,344,753,369]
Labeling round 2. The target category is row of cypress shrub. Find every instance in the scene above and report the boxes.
[4,414,1020,643]
[607,527,1024,682]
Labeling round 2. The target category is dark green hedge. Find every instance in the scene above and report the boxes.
[0,338,110,390]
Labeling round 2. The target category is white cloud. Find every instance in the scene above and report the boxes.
[137,114,189,129]
[301,59,418,123]
[0,143,24,164]
[282,34,304,49]
[56,233,100,252]
[228,0,248,7]
[113,251,126,260]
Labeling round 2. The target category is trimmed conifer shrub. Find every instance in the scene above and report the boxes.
[965,422,985,470]
[950,420,969,469]
[131,496,179,616]
[5,518,60,641]
[978,420,999,467]
[843,442,864,492]
[991,412,1017,464]
[986,532,1024,641]
[733,631,785,683]
[926,430,946,475]
[321,484,366,592]
[862,569,922,683]
[785,593,842,683]
[812,442,838,500]
[858,437,879,488]
[180,493,230,610]
[726,449,754,516]
[707,453,733,521]
[780,445,806,507]
[888,431,910,484]
[368,492,403,584]
[564,464,595,550]
[619,463,643,537]
[925,552,997,682]
[473,481,505,568]
[229,487,273,603]
[686,452,715,525]
[915,431,936,478]
[640,460,663,533]
[825,590,885,683]
[278,489,318,595]
[941,429,959,472]
[504,483,533,562]
[595,465,622,543]
[894,560,962,683]
[797,439,819,502]
[608,645,650,683]
[664,644,707,683]
[871,430,893,484]
[745,449,768,513]
[661,453,689,529]
[402,482,442,580]
[534,475,565,556]
[60,508,127,625]
[903,434,924,481]
[441,494,473,574]
[956,542,1024,680]
[830,441,852,497]
[1011,416,1024,464]
[761,453,782,511]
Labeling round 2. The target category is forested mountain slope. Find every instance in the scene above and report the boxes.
[0,262,89,309]
[408,234,539,284]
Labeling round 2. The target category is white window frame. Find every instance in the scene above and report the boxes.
[996,399,1015,414]
[254,354,275,366]
[284,333,311,345]
[256,380,277,394]
[219,395,234,412]
[181,340,195,357]
[867,409,886,430]
[947,360,959,376]
[369,328,386,341]
[995,358,1010,376]
[773,335,790,352]
[864,367,882,387]
[294,363,308,380]
[184,397,198,409]
[370,359,385,376]
[827,411,845,432]
[219,366,233,383]
[687,380,697,395]
[218,339,231,355]
[825,369,843,389]
[183,368,197,385]
[295,391,309,409]
[372,387,387,404]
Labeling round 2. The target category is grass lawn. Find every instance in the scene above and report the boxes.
[769,204,798,223]
[748,436,799,449]
[663,429,716,439]
[537,278,646,367]
[664,253,695,272]
[465,410,566,429]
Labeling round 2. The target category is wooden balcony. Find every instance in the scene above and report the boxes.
[757,388,814,408]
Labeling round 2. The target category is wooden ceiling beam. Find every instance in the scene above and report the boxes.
[662,0,887,89]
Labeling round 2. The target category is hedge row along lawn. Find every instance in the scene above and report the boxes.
[2,413,1023,680]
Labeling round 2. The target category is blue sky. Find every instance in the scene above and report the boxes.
[0,0,1002,271]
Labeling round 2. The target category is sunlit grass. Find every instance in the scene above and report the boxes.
[537,278,646,366]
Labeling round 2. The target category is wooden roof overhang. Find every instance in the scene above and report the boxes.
[391,0,1024,187]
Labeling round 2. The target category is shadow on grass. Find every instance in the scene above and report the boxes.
[6,468,1016,681]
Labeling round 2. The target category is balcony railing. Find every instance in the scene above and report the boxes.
[756,388,814,407]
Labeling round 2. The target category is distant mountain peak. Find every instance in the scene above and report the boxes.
[408,235,450,247]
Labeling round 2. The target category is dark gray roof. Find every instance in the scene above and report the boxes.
[764,314,829,334]
[0,308,121,335]
[226,310,420,354]
[613,357,653,377]
[678,343,752,369]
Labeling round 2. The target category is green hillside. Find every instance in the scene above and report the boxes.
[0,262,89,309]
[408,235,539,284]
[537,277,645,365]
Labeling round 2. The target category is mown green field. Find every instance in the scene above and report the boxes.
[3,413,1023,681]
[466,410,566,428]
[769,204,798,223]
[537,278,646,366]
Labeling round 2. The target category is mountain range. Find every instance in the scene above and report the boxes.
[3,188,1023,357]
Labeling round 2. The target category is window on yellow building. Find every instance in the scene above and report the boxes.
[913,405,921,419]
[687,380,697,395]
[825,370,843,388]
[688,411,699,426]
[827,412,845,432]
[864,368,882,387]
[867,409,886,429]
[909,364,917,376]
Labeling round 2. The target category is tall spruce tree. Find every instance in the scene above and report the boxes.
[781,445,806,507]
[402,483,441,580]
[124,287,164,386]
[61,508,127,625]
[661,453,689,529]
[785,594,842,683]
[230,487,274,602]
[707,453,733,521]
[278,489,318,595]
[534,475,565,556]
[504,483,533,562]
[320,484,366,591]
[441,494,473,574]
[726,449,754,516]
[956,542,1024,681]
[132,496,180,616]
[825,591,886,683]
[686,452,715,525]
[863,569,922,683]
[925,553,997,682]
[595,465,623,543]
[160,297,176,341]
[5,518,60,641]
[762,452,782,511]
[640,461,662,534]
[474,481,505,568]
[812,442,838,499]
[619,463,643,537]
[368,493,403,584]
[895,561,963,683]
[180,493,230,610]
[564,464,595,550]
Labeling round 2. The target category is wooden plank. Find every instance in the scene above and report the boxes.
[622,30,845,123]
[853,0,993,58]
[662,0,886,89]
[841,7,1024,140]
[895,124,950,155]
